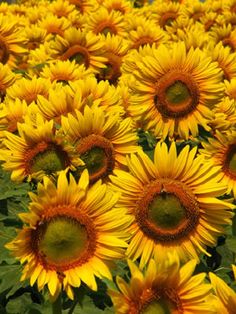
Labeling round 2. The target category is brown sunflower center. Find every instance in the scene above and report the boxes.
[132,36,154,49]
[32,207,97,271]
[136,179,200,242]
[61,45,90,68]
[0,36,10,64]
[223,144,236,178]
[222,38,235,52]
[159,12,177,28]
[76,134,115,183]
[97,53,121,84]
[25,142,69,176]
[95,22,118,36]
[155,71,200,119]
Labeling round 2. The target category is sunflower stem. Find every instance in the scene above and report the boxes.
[52,293,62,314]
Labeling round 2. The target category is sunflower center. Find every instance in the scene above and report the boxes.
[159,12,177,28]
[25,142,69,176]
[61,45,90,68]
[96,22,117,36]
[0,36,10,64]
[76,134,115,183]
[39,217,87,264]
[165,81,190,105]
[142,299,171,314]
[31,149,65,174]
[149,194,186,229]
[223,144,236,178]
[132,36,154,49]
[97,53,121,84]
[32,208,97,271]
[136,179,200,242]
[155,71,200,119]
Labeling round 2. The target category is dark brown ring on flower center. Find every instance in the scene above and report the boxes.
[97,52,122,84]
[0,35,10,64]
[155,71,200,119]
[61,45,90,68]
[76,134,115,183]
[31,205,97,272]
[135,179,200,242]
[24,141,70,176]
[222,144,236,179]
[159,12,177,28]
[95,21,118,36]
[131,36,155,50]
[222,38,235,52]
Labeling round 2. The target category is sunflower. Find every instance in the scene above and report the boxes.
[182,0,206,22]
[40,60,93,84]
[96,34,129,84]
[205,42,236,81]
[127,18,169,50]
[0,113,82,182]
[68,0,98,14]
[225,79,236,100]
[38,14,71,40]
[5,170,131,300]
[0,13,27,67]
[103,0,132,14]
[109,141,234,267]
[50,28,107,74]
[150,1,182,29]
[123,42,224,140]
[200,11,218,31]
[6,76,51,105]
[86,7,127,37]
[48,0,75,18]
[0,63,16,101]
[24,25,47,51]
[199,130,236,199]
[209,272,236,314]
[61,105,140,183]
[109,254,216,314]
[210,24,236,52]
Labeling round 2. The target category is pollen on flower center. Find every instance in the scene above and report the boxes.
[77,134,115,182]
[155,71,200,119]
[136,179,200,242]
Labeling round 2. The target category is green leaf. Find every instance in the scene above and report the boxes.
[0,264,22,294]
[226,236,236,253]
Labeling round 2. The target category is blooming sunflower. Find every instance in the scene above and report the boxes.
[96,34,129,84]
[86,7,126,37]
[68,0,98,14]
[109,254,216,314]
[6,76,51,105]
[124,42,224,140]
[50,28,107,74]
[205,42,236,81]
[0,13,27,68]
[61,105,140,183]
[6,170,131,300]
[182,0,206,22]
[103,0,132,14]
[109,141,234,267]
[199,130,236,199]
[0,114,82,182]
[209,272,236,314]
[48,0,75,18]
[40,60,93,84]
[210,24,236,52]
[38,14,71,39]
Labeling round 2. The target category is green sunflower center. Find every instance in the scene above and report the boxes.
[149,193,186,229]
[101,27,114,36]
[31,149,66,174]
[80,146,106,175]
[166,81,191,105]
[39,217,87,264]
[136,179,200,242]
[229,152,236,173]
[70,52,85,65]
[142,299,171,314]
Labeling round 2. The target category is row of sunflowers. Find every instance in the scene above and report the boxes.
[0,0,236,312]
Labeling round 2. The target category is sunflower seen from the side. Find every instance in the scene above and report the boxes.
[109,254,216,314]
[124,42,224,140]
[109,141,234,267]
[6,170,131,300]
[199,130,236,199]
[0,113,83,182]
[61,105,140,183]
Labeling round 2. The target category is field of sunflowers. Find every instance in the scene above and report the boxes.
[1,0,236,313]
